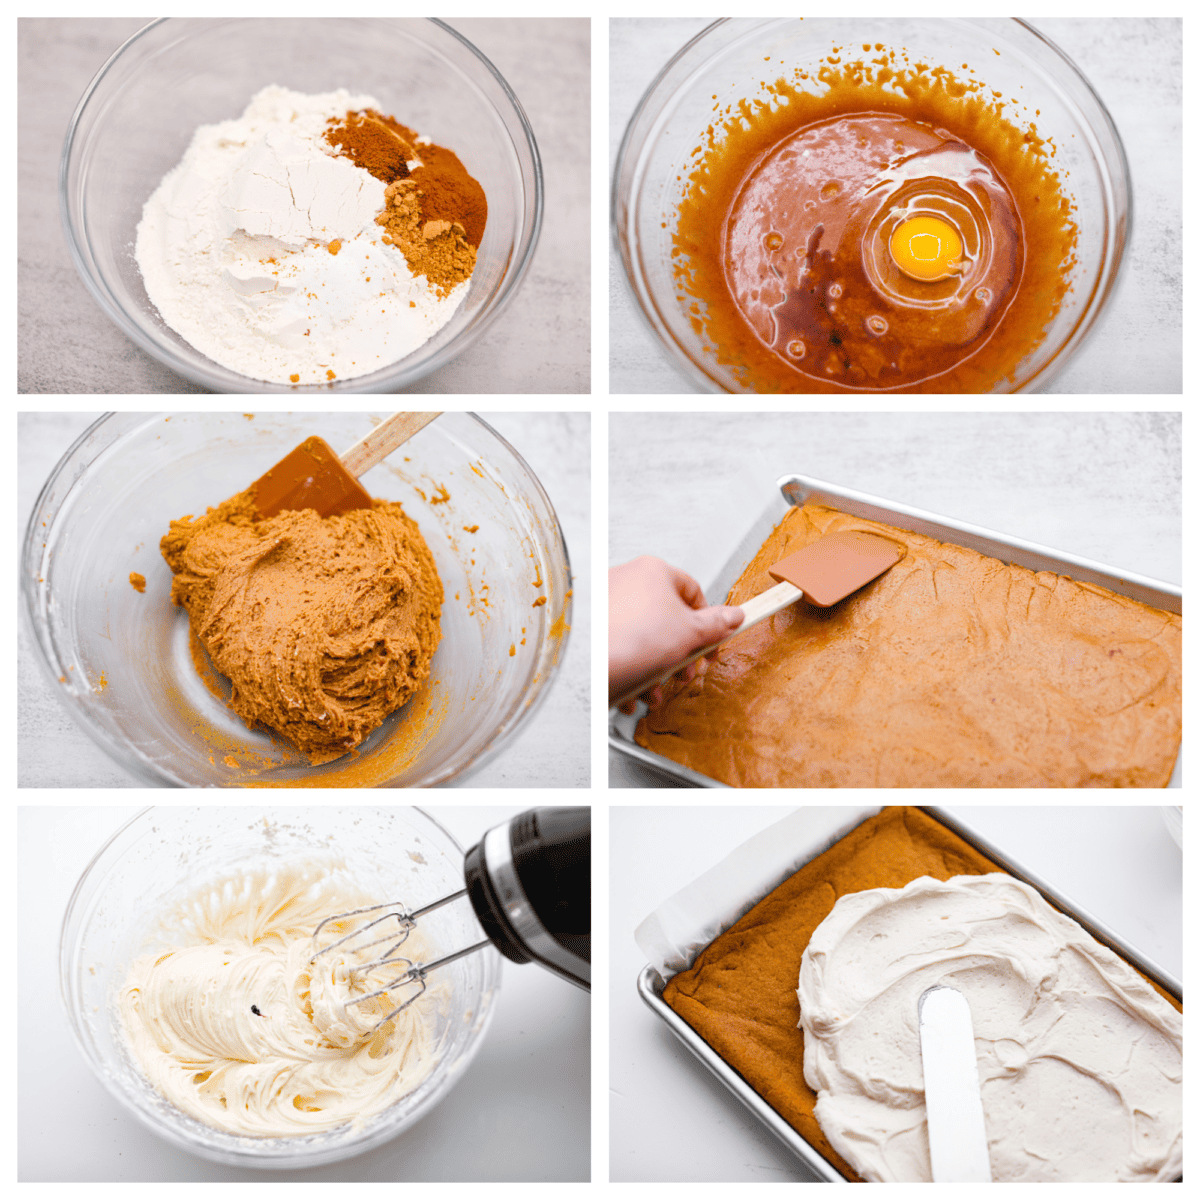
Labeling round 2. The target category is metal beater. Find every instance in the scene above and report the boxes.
[310,807,589,1030]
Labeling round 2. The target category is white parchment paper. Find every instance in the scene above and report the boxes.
[634,806,880,977]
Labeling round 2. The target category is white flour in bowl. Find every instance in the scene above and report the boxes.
[135,86,468,386]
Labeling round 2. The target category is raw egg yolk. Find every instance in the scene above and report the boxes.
[889,216,963,282]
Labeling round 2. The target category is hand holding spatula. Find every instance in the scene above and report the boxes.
[611,529,905,710]
[252,412,442,518]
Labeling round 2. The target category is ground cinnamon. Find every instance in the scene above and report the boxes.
[323,110,415,184]
[408,143,487,249]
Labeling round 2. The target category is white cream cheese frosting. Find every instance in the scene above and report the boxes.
[798,873,1182,1182]
[119,860,442,1137]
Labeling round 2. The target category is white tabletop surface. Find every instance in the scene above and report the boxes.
[609,804,1182,1182]
[18,17,589,394]
[18,804,590,1182]
[608,410,1180,787]
[609,18,1182,394]
[18,411,590,789]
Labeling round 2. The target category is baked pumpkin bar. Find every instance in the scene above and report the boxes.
[635,503,1181,787]
[661,806,1183,1181]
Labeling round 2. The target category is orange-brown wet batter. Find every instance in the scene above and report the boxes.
[675,51,1078,392]
[161,488,442,765]
[635,504,1181,787]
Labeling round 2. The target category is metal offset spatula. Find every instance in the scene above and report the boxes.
[919,985,993,1182]
[614,529,905,708]
[252,412,442,518]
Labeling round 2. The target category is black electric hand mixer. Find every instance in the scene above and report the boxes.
[310,807,590,1030]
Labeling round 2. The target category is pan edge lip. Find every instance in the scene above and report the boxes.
[776,471,1182,605]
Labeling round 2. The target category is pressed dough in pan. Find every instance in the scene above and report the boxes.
[636,503,1181,787]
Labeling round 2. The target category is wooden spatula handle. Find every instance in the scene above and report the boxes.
[612,579,802,710]
[736,579,804,630]
[339,413,442,478]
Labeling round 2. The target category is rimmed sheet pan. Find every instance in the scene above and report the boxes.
[610,474,1182,787]
[636,805,1183,1181]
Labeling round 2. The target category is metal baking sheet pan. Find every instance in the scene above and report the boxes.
[636,805,1184,1183]
[610,473,1182,787]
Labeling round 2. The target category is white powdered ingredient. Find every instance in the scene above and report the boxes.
[135,86,468,386]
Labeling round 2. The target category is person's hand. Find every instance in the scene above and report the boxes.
[609,556,744,712]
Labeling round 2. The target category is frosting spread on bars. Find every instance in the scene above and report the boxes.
[798,873,1182,1182]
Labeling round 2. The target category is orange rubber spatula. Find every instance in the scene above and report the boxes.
[252,412,442,518]
[613,529,905,709]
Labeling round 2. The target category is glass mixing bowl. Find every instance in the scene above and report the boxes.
[22,412,572,786]
[59,806,502,1168]
[613,18,1131,393]
[60,18,542,394]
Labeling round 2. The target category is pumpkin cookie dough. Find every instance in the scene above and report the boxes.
[636,503,1182,787]
[161,488,442,764]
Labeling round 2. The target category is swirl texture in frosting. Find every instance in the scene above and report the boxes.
[119,860,442,1137]
[798,873,1182,1182]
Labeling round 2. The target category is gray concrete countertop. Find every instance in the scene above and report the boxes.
[608,411,1180,786]
[19,411,589,788]
[19,18,589,394]
[609,18,1181,394]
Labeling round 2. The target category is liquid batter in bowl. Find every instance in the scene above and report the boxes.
[675,50,1079,392]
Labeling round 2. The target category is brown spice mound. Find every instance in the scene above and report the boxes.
[376,179,476,298]
[323,110,415,184]
[368,110,423,159]
[409,143,487,249]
